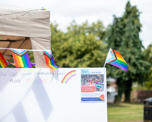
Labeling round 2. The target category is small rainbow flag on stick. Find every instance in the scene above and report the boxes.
[43,50,59,70]
[10,49,32,68]
[104,48,128,71]
[0,52,8,68]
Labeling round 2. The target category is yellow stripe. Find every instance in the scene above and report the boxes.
[117,56,126,63]
[49,60,56,70]
[0,57,4,68]
[0,61,3,67]
[18,56,24,67]
[114,51,127,63]
[0,61,4,68]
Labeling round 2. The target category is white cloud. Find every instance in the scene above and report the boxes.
[0,0,152,47]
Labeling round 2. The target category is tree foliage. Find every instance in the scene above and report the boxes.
[50,2,151,102]
[105,1,150,102]
[51,21,107,67]
[144,44,152,89]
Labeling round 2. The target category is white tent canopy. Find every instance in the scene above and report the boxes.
[0,9,51,67]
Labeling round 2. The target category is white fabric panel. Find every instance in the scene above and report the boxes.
[1,113,16,122]
[0,9,50,38]
[0,9,51,67]
[31,37,50,67]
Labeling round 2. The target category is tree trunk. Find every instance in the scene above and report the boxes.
[124,80,132,102]
[115,80,124,102]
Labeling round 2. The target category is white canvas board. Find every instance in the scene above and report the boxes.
[0,68,107,122]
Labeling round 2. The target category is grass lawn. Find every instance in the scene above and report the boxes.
[108,103,143,122]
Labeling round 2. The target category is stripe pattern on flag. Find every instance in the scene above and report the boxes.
[105,48,128,71]
[10,49,32,68]
[0,52,8,68]
[43,50,59,70]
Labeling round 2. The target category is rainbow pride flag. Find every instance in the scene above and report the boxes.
[105,48,128,71]
[0,52,8,68]
[43,50,59,70]
[10,49,32,68]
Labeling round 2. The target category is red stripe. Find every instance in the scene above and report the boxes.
[44,55,50,67]
[44,55,56,70]
[114,50,123,57]
[0,53,8,67]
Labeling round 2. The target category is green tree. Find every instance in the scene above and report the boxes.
[51,21,107,67]
[105,1,150,102]
[144,44,152,89]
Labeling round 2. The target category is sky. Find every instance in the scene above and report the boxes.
[0,0,152,47]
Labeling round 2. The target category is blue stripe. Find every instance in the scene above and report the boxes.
[81,97,103,101]
[111,60,128,69]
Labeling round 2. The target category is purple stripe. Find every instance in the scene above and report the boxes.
[51,56,59,68]
[110,62,128,71]
[24,53,32,67]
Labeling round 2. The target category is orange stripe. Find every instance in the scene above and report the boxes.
[44,55,51,67]
[47,57,56,70]
[12,53,19,67]
[114,50,122,57]
[44,55,50,66]
[44,55,56,70]
[114,50,126,63]
[14,53,20,67]
[12,53,17,66]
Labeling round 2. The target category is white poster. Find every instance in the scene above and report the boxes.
[0,68,107,122]
[81,68,105,102]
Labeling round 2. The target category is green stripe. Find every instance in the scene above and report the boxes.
[0,61,3,68]
[115,60,128,66]
[21,55,27,67]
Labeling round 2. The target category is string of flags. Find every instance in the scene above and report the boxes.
[0,48,59,70]
[0,48,128,71]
